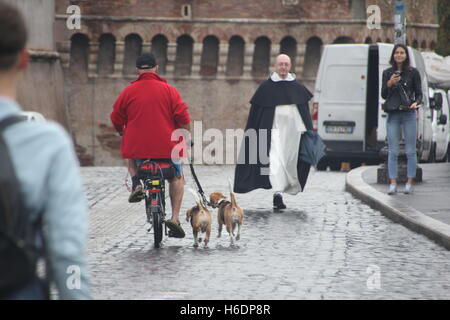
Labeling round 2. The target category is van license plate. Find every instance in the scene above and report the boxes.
[325,126,354,134]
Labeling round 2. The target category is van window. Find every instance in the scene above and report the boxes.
[322,65,366,103]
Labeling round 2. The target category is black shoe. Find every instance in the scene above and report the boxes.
[166,220,186,238]
[273,193,286,209]
[128,185,144,203]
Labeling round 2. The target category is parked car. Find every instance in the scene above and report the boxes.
[312,43,436,171]
[19,111,46,122]
[429,87,449,162]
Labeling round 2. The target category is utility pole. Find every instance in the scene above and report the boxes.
[394,0,407,44]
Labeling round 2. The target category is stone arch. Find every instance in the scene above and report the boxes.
[421,40,427,50]
[333,36,355,44]
[97,33,115,75]
[123,33,142,75]
[200,35,219,77]
[151,34,168,74]
[376,37,382,43]
[430,41,436,51]
[279,36,297,72]
[226,35,245,77]
[364,37,373,44]
[412,39,418,49]
[303,36,323,80]
[69,33,89,80]
[252,36,271,77]
[386,38,392,43]
[175,34,194,76]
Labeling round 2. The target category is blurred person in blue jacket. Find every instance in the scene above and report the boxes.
[0,2,91,299]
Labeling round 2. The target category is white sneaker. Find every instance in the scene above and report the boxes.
[387,183,397,195]
[404,183,413,194]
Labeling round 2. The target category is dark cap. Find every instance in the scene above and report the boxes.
[136,53,157,69]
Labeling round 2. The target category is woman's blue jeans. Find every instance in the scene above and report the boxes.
[386,111,417,180]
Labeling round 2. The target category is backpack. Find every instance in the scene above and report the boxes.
[0,115,44,298]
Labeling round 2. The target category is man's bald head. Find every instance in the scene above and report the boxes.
[275,54,291,65]
[274,54,291,79]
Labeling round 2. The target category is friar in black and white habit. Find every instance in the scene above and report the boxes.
[233,54,314,209]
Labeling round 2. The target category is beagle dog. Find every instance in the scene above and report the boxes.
[186,189,212,248]
[209,180,244,245]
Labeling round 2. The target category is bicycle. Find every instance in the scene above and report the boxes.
[136,159,177,248]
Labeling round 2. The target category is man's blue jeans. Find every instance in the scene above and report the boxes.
[386,111,417,179]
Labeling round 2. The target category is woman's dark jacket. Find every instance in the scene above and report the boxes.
[381,66,423,113]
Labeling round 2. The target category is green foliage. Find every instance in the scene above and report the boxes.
[436,0,450,56]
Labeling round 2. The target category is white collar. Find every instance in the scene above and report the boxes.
[271,72,295,82]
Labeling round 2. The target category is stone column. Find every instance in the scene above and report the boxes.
[142,41,152,54]
[217,42,229,76]
[295,43,306,78]
[88,41,99,77]
[270,43,280,67]
[114,41,125,77]
[166,42,177,76]
[192,42,203,75]
[243,43,255,78]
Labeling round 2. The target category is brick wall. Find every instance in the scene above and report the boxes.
[56,0,438,23]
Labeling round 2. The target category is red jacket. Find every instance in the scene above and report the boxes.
[110,72,190,159]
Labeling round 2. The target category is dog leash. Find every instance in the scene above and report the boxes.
[188,141,210,206]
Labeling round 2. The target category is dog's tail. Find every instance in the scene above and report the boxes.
[188,188,208,211]
[228,178,238,210]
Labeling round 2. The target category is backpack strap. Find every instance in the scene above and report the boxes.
[0,115,27,235]
[0,115,25,133]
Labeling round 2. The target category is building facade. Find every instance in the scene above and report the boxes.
[1,0,68,128]
[54,0,439,165]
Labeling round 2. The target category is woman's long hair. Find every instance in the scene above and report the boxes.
[389,43,411,71]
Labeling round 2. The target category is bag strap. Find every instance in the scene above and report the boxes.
[0,115,25,133]
[0,115,27,235]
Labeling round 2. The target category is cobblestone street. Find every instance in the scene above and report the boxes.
[82,166,450,300]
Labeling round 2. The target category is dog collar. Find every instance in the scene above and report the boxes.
[217,199,230,207]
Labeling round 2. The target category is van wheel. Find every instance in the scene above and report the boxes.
[329,161,341,171]
[428,143,436,163]
[316,159,328,171]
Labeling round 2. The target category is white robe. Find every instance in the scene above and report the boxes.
[269,72,307,195]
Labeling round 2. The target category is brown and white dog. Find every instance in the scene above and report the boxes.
[186,188,212,248]
[209,180,244,245]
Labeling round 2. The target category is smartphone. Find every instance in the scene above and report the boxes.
[394,71,401,76]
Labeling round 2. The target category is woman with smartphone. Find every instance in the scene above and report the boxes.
[381,44,423,195]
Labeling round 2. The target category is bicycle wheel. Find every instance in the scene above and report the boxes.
[152,207,163,248]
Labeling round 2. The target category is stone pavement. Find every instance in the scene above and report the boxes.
[346,163,450,250]
[81,166,450,300]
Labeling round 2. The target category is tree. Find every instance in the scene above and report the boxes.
[436,0,450,56]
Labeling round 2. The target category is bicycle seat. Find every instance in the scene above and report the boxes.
[137,159,176,181]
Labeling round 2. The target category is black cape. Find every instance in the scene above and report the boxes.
[233,76,314,194]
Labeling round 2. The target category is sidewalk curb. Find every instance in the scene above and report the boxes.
[346,166,450,250]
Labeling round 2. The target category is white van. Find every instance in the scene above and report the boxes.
[312,43,434,170]
[429,88,449,162]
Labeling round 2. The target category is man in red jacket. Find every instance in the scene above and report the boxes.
[110,53,191,238]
